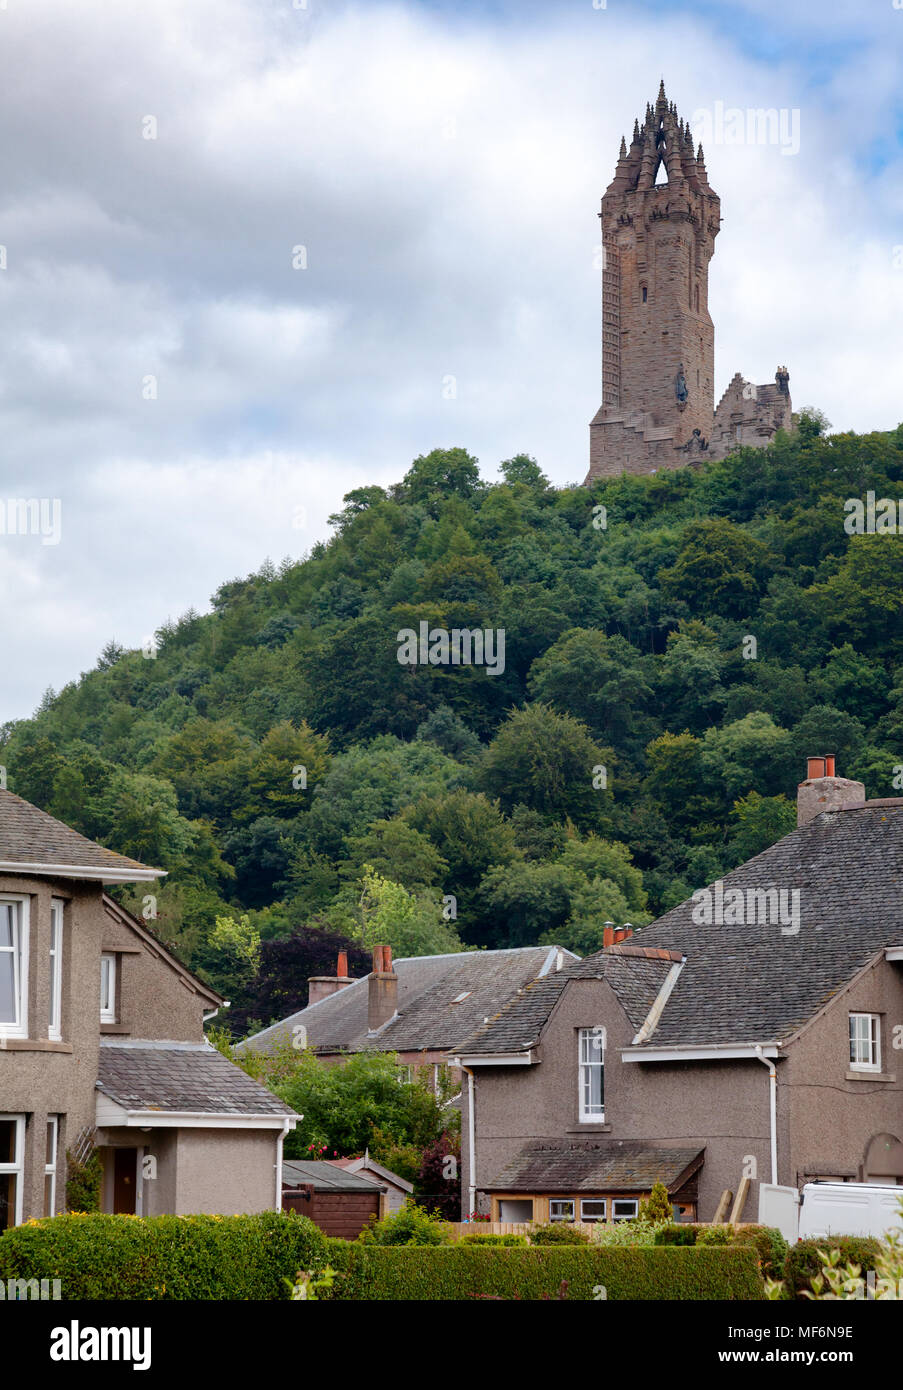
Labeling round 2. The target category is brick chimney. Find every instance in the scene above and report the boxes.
[308,950,355,1006]
[797,756,865,828]
[367,944,398,1033]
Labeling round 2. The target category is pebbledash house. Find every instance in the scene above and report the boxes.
[451,760,903,1224]
[0,789,298,1229]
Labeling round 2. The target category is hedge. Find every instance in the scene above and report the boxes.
[783,1236,882,1300]
[0,1210,327,1300]
[322,1243,764,1300]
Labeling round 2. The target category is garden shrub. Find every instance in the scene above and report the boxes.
[654,1223,699,1246]
[64,1150,103,1214]
[696,1225,736,1246]
[590,1218,666,1247]
[0,1210,327,1300]
[529,1222,590,1245]
[730,1226,789,1283]
[357,1197,451,1246]
[459,1232,528,1246]
[638,1182,672,1225]
[328,1244,763,1300]
[783,1237,882,1300]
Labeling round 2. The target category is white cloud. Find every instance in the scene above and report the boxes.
[0,0,900,718]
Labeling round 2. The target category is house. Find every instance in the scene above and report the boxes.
[328,1152,413,1214]
[236,943,578,1090]
[281,1159,384,1238]
[451,759,903,1224]
[0,789,298,1228]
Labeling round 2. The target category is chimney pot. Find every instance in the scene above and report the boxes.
[603,926,615,948]
[824,755,835,777]
[807,756,826,780]
[337,949,348,978]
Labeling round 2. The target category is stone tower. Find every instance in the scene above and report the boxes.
[586,81,792,483]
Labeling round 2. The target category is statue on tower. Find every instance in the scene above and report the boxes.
[674,365,689,403]
[775,365,790,395]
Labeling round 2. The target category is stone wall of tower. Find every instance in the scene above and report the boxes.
[586,84,793,485]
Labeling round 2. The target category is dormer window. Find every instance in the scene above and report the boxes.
[100,953,117,1023]
[849,1013,880,1072]
[0,897,28,1039]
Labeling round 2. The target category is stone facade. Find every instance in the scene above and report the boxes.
[586,82,792,482]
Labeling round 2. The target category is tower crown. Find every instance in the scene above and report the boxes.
[607,83,713,197]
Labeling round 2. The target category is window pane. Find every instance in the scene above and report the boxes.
[0,1173,17,1231]
[0,953,15,1024]
[45,1118,57,1168]
[0,1119,18,1166]
[581,1199,607,1220]
[0,904,14,948]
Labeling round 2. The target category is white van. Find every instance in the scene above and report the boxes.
[798,1182,903,1240]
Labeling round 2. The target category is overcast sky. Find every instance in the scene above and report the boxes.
[1,0,901,723]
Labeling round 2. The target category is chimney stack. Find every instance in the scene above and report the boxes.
[368,944,398,1033]
[307,951,355,1007]
[797,755,865,828]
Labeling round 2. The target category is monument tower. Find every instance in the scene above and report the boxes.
[586,81,792,483]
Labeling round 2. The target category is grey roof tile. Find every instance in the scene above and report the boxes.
[97,1040,296,1117]
[282,1160,383,1193]
[236,946,577,1055]
[0,789,161,880]
[454,950,674,1054]
[486,1140,705,1193]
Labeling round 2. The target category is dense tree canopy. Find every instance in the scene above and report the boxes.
[4,430,903,1034]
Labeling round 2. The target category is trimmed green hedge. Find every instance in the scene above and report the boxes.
[0,1211,327,1300]
[783,1236,882,1300]
[459,1233,528,1246]
[323,1243,764,1300]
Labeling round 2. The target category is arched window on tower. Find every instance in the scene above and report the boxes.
[688,245,693,308]
[695,285,700,312]
[641,284,648,304]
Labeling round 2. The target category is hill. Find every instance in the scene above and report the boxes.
[4,415,903,1028]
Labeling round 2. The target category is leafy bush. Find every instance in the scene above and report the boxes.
[782,1237,882,1300]
[654,1223,699,1246]
[638,1182,672,1225]
[697,1225,735,1246]
[590,1218,666,1248]
[357,1198,451,1246]
[0,1210,327,1300]
[325,1244,764,1300]
[64,1150,103,1214]
[529,1222,590,1245]
[730,1226,789,1283]
[459,1233,528,1246]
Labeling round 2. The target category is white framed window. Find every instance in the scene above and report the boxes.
[580,1198,607,1222]
[578,1027,605,1121]
[49,899,64,1040]
[44,1116,59,1218]
[612,1199,638,1221]
[549,1199,575,1222]
[100,953,117,1023]
[0,896,29,1039]
[0,1114,25,1230]
[849,1013,880,1071]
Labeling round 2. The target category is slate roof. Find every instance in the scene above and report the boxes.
[486,1140,705,1193]
[236,946,577,1056]
[453,947,677,1055]
[97,1040,296,1116]
[633,803,903,1047]
[456,804,903,1055]
[329,1157,413,1193]
[0,788,162,881]
[282,1160,383,1193]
